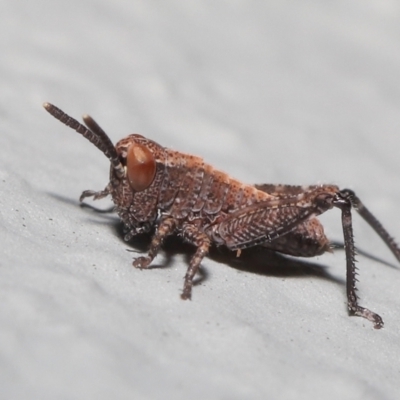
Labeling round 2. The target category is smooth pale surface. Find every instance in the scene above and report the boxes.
[1,1,400,399]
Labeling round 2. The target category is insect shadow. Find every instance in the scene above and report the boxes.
[49,193,396,290]
[79,198,346,287]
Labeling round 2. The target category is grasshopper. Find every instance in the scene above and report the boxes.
[43,102,400,329]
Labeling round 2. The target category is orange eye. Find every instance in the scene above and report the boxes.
[126,143,156,191]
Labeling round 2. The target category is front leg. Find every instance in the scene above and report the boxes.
[79,183,112,202]
[132,217,176,269]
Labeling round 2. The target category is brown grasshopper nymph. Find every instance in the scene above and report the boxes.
[43,102,400,329]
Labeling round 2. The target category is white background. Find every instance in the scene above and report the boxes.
[1,1,400,399]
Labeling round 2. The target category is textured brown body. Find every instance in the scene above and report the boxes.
[113,135,333,258]
[44,102,400,329]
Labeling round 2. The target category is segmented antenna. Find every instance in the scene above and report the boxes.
[43,102,124,177]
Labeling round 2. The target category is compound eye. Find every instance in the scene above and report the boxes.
[126,143,156,191]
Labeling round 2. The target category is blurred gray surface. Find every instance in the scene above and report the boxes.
[1,1,400,399]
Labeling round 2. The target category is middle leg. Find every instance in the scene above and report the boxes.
[181,224,211,300]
